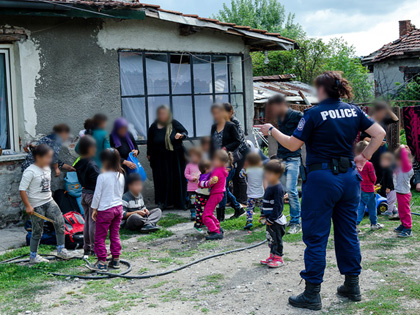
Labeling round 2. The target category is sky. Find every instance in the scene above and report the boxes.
[149,0,420,56]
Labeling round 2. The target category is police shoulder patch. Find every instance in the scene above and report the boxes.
[297,118,305,131]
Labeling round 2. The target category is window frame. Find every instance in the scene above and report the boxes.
[118,51,247,144]
[0,45,18,152]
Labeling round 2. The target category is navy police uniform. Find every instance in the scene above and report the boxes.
[292,98,374,284]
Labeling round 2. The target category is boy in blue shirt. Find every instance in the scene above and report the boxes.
[259,160,287,268]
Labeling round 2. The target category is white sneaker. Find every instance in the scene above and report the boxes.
[56,248,73,260]
[287,224,302,234]
[371,223,384,231]
[29,255,49,264]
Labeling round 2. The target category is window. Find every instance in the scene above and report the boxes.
[119,51,246,141]
[0,46,16,151]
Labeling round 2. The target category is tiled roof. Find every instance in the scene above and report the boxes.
[368,28,420,63]
[43,0,296,49]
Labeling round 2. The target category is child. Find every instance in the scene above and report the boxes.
[185,147,202,220]
[19,144,72,264]
[201,150,230,240]
[200,136,211,160]
[259,160,287,268]
[91,148,125,271]
[194,160,212,233]
[355,141,383,231]
[240,152,265,230]
[379,152,398,217]
[122,173,162,233]
[394,145,414,237]
[74,135,100,256]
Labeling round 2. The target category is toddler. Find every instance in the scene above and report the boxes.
[194,160,213,233]
[355,141,383,231]
[91,148,125,271]
[394,145,414,238]
[240,152,265,230]
[259,160,287,268]
[379,152,398,218]
[185,147,202,220]
[201,150,230,240]
[19,144,71,264]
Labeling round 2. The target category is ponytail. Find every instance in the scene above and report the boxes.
[314,71,353,100]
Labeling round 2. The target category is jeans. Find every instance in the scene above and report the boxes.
[281,157,301,224]
[219,167,241,211]
[357,191,377,225]
[81,192,96,252]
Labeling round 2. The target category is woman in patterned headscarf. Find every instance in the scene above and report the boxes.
[147,105,188,210]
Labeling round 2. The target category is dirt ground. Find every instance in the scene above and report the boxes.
[2,201,420,315]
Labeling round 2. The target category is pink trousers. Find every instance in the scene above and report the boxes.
[397,192,412,229]
[94,205,123,261]
[203,193,223,233]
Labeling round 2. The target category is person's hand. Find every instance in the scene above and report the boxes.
[92,209,98,222]
[132,150,139,157]
[123,160,137,170]
[175,133,183,140]
[266,221,272,226]
[144,209,150,216]
[354,154,368,172]
[26,206,34,216]
[209,176,218,185]
[54,168,61,177]
[381,141,386,146]
[62,164,76,172]
[363,137,371,142]
[193,176,199,182]
[147,155,151,161]
[254,124,274,136]
[138,209,147,217]
[386,188,391,194]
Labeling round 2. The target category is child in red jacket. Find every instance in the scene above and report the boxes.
[355,141,383,231]
[200,150,231,241]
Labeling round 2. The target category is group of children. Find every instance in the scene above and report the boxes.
[355,141,414,237]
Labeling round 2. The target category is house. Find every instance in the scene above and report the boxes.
[253,74,317,124]
[362,20,420,96]
[0,0,296,226]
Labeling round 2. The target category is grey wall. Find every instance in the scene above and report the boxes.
[374,58,420,95]
[0,14,259,223]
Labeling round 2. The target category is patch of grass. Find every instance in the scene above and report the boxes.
[235,229,266,243]
[160,288,182,302]
[197,242,220,250]
[201,307,210,313]
[149,281,168,288]
[121,248,152,259]
[148,304,158,308]
[119,228,140,240]
[138,267,149,274]
[159,213,190,228]
[201,273,224,283]
[138,229,174,242]
[148,256,183,267]
[168,248,198,257]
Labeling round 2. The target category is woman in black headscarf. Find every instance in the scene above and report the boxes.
[147,105,188,210]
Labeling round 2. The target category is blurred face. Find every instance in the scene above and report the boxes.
[373,109,387,122]
[201,141,210,153]
[117,126,128,137]
[264,170,280,185]
[380,156,392,168]
[213,156,224,168]
[190,152,201,164]
[271,102,288,117]
[212,107,225,124]
[87,145,96,158]
[157,108,170,123]
[98,120,107,130]
[57,131,70,142]
[35,150,53,167]
[129,180,143,196]
[316,85,328,102]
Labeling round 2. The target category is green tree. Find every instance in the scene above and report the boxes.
[213,0,304,38]
[395,76,420,100]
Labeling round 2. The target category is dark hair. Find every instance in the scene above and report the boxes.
[373,100,390,113]
[355,141,369,155]
[246,152,262,167]
[200,136,211,146]
[32,143,53,159]
[214,149,233,167]
[100,148,124,173]
[314,71,353,100]
[199,159,212,174]
[264,159,285,175]
[211,103,224,112]
[127,173,142,186]
[267,94,286,106]
[53,124,70,134]
[84,114,108,133]
[78,135,96,156]
[222,102,234,114]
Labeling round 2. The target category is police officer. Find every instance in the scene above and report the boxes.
[256,71,385,310]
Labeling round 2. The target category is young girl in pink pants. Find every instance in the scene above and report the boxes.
[394,146,414,238]
[200,150,230,240]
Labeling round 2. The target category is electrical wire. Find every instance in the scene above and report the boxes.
[1,240,267,280]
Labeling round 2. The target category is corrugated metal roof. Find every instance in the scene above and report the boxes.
[254,78,318,104]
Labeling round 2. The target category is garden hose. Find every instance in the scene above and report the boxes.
[1,240,267,280]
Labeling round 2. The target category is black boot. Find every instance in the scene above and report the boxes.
[288,281,322,311]
[229,206,245,219]
[337,275,361,301]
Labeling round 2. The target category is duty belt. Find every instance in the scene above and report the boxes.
[307,157,354,175]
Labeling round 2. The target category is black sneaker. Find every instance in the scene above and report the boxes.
[398,229,412,238]
[205,232,223,241]
[229,206,245,219]
[88,260,108,272]
[108,258,120,269]
[140,224,160,234]
[394,225,404,233]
